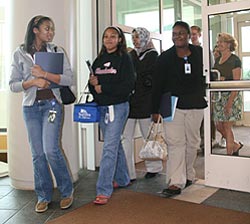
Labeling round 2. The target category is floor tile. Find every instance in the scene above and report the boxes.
[203,189,250,213]
[0,154,249,223]
[174,181,219,204]
[0,210,17,224]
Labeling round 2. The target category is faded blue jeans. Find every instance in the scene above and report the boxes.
[97,102,130,197]
[23,99,73,203]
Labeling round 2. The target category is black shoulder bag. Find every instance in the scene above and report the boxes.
[54,46,76,105]
[60,86,76,105]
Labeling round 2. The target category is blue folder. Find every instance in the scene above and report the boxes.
[34,52,64,88]
[163,96,178,122]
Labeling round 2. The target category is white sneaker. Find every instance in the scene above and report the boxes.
[212,139,219,148]
[219,137,226,148]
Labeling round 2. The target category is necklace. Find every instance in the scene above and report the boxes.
[219,52,231,64]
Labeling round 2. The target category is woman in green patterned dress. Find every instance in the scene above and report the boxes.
[213,32,243,156]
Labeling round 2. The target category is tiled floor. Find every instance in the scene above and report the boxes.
[212,126,250,157]
[0,154,250,224]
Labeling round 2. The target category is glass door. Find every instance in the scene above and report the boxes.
[238,21,250,125]
[202,0,250,193]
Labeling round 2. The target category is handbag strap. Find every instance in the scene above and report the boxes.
[77,82,92,104]
[146,115,163,140]
[153,116,164,140]
[145,122,155,140]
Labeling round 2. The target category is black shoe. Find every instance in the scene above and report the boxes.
[185,179,192,188]
[162,186,181,197]
[232,142,243,156]
[144,172,158,179]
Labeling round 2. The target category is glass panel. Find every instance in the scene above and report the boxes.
[209,9,250,79]
[182,0,202,28]
[241,26,250,53]
[244,91,250,112]
[124,33,133,49]
[209,0,247,6]
[208,9,250,157]
[116,0,202,51]
[161,0,202,50]
[116,0,159,33]
[209,13,234,56]
[162,0,175,50]
[152,39,161,54]
[211,90,250,157]
[242,57,250,80]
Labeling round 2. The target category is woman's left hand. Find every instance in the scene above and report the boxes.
[224,102,232,117]
[95,85,102,94]
[31,65,46,78]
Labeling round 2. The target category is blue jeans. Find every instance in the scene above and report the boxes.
[23,99,73,202]
[97,102,130,197]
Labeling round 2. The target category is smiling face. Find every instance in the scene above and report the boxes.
[216,38,230,53]
[216,33,237,53]
[132,32,141,49]
[190,28,201,45]
[172,25,190,48]
[103,28,121,53]
[33,20,55,43]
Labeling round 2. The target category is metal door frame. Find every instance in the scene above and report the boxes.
[202,0,250,193]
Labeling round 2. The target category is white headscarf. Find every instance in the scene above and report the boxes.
[132,27,155,56]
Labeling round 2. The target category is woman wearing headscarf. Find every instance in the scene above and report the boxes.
[122,27,162,181]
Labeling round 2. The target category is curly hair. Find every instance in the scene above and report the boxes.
[217,32,238,52]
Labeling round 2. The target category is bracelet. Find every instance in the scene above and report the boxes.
[44,72,48,79]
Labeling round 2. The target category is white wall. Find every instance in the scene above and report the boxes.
[0,91,7,128]
[76,0,96,170]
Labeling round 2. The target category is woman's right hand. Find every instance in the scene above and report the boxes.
[152,113,160,123]
[22,78,50,90]
[89,75,98,86]
[34,78,51,88]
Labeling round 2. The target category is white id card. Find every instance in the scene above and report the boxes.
[185,63,191,74]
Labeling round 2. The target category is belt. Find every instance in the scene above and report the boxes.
[35,89,55,101]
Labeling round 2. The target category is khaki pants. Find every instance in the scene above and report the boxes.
[163,109,204,189]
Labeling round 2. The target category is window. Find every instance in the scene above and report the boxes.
[115,0,201,52]
[209,0,246,6]
[116,0,160,33]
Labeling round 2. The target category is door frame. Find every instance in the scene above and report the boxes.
[202,0,250,193]
[237,20,250,126]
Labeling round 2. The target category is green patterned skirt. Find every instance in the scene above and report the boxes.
[212,91,243,122]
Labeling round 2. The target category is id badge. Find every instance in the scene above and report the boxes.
[48,109,57,123]
[185,63,191,74]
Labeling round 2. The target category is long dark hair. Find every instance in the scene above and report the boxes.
[98,26,127,57]
[22,15,54,54]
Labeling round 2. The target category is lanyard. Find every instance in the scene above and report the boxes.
[183,56,191,74]
[184,56,188,63]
